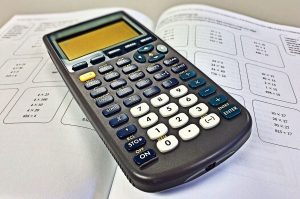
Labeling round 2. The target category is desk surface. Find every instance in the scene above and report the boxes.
[1,0,300,28]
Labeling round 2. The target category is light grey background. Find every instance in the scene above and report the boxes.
[1,0,300,27]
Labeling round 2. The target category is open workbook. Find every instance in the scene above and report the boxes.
[0,4,299,199]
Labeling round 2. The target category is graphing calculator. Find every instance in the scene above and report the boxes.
[43,11,252,192]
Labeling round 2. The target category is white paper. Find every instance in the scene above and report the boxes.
[109,5,300,199]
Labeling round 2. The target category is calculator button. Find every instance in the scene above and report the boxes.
[72,61,88,71]
[102,104,121,117]
[140,36,154,45]
[98,64,114,74]
[179,70,197,81]
[188,77,206,89]
[133,52,146,63]
[125,136,146,152]
[189,103,209,118]
[104,71,120,82]
[130,102,150,117]
[199,85,216,97]
[84,79,101,90]
[136,78,152,89]
[199,113,220,129]
[163,57,179,66]
[162,78,179,89]
[124,42,138,50]
[90,87,107,98]
[153,70,170,81]
[110,78,127,89]
[150,93,169,107]
[96,95,114,107]
[107,48,122,58]
[109,113,129,128]
[123,95,142,107]
[128,71,145,81]
[146,64,162,74]
[156,44,168,54]
[116,86,134,98]
[171,63,187,73]
[179,124,200,141]
[138,112,158,128]
[156,135,178,153]
[159,103,179,117]
[122,64,138,74]
[90,54,105,65]
[138,44,154,54]
[220,104,241,119]
[170,85,188,98]
[143,86,160,98]
[147,123,168,140]
[169,113,189,128]
[79,71,96,82]
[209,94,228,107]
[179,94,198,107]
[148,54,165,63]
[133,149,157,166]
[117,124,137,139]
[116,57,131,67]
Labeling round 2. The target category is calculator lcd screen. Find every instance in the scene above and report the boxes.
[58,20,140,60]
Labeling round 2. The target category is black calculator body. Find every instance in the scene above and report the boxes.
[43,11,252,192]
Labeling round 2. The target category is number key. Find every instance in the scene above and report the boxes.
[138,112,158,128]
[178,94,198,107]
[169,113,189,128]
[130,103,150,117]
[150,93,169,107]
[170,85,188,98]
[156,135,178,153]
[159,102,179,117]
[147,123,168,140]
[189,103,209,118]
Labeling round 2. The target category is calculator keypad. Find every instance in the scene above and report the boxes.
[138,112,158,128]
[156,135,178,153]
[130,102,150,117]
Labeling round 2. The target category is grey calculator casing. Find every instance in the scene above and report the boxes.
[43,11,252,192]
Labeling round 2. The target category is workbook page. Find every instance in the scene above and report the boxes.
[109,5,300,199]
[0,8,153,199]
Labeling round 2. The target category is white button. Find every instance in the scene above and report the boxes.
[179,124,200,141]
[179,94,198,107]
[156,135,178,153]
[150,93,169,107]
[169,113,189,128]
[189,103,209,118]
[170,85,188,98]
[147,123,168,140]
[159,102,179,117]
[199,113,220,129]
[130,103,149,117]
[138,112,158,128]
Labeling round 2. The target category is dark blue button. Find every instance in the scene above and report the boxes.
[140,36,154,45]
[199,85,216,97]
[124,42,138,50]
[107,48,122,58]
[123,95,142,107]
[133,149,157,166]
[133,52,146,63]
[188,77,206,89]
[163,57,179,66]
[104,71,120,82]
[98,64,114,74]
[84,79,101,90]
[162,78,179,89]
[209,94,228,107]
[90,54,105,65]
[96,95,114,107]
[180,70,197,81]
[138,44,154,54]
[109,114,129,128]
[154,70,170,81]
[171,63,187,73]
[146,64,162,74]
[90,87,107,98]
[72,61,88,71]
[148,54,165,63]
[128,71,145,81]
[122,64,138,74]
[116,86,134,98]
[116,57,131,67]
[135,78,152,89]
[110,78,127,89]
[102,104,121,117]
[220,104,241,119]
[117,124,137,139]
[143,86,160,98]
[125,136,146,152]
